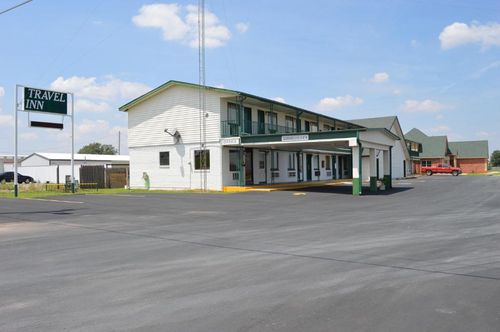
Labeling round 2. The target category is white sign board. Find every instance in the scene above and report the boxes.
[220,137,241,145]
[282,134,309,142]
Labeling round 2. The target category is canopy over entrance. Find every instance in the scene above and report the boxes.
[221,128,399,195]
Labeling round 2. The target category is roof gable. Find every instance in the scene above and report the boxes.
[404,128,428,142]
[349,116,396,130]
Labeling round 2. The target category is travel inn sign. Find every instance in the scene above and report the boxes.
[24,87,68,115]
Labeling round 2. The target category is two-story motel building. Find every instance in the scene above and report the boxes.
[119,81,401,195]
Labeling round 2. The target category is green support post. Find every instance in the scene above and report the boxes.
[296,111,302,132]
[370,177,377,192]
[239,149,245,186]
[388,146,393,189]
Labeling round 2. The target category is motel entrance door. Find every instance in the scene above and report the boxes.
[255,150,267,184]
[306,154,313,181]
[245,149,254,185]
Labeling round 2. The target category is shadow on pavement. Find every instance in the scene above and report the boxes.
[285,184,414,195]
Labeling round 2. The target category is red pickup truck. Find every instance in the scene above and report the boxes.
[422,164,462,176]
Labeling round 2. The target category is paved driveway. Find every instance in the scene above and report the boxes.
[1,176,499,331]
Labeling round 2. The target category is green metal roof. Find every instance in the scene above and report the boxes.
[449,141,489,158]
[118,80,363,129]
[404,128,449,158]
[404,128,428,142]
[349,116,397,130]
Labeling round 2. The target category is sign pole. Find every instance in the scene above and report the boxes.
[71,93,75,193]
[14,85,18,197]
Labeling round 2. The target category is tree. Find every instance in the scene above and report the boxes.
[491,150,500,167]
[78,142,117,155]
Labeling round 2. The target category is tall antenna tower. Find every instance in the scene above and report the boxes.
[198,0,207,191]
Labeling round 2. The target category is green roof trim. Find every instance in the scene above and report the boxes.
[449,141,489,158]
[118,80,363,130]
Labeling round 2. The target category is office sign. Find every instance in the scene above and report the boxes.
[220,137,241,145]
[24,87,68,115]
[282,134,309,142]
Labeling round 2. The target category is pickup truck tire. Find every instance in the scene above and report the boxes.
[426,170,432,176]
[452,170,459,176]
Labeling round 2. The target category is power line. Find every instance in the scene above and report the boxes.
[0,0,32,16]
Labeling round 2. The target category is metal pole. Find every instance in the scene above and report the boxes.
[14,85,19,197]
[71,93,75,193]
[118,130,121,155]
[198,0,206,191]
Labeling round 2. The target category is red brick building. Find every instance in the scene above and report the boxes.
[449,141,489,173]
[405,129,489,174]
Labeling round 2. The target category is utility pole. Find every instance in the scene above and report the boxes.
[198,0,207,192]
[118,131,121,155]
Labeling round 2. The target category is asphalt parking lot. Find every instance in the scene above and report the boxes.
[1,176,500,332]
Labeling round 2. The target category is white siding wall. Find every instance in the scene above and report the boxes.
[21,155,50,166]
[16,165,80,183]
[128,85,231,148]
[129,143,223,191]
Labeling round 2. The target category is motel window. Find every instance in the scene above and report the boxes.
[323,124,331,131]
[422,160,432,167]
[229,150,239,172]
[310,122,318,132]
[159,152,170,166]
[325,156,331,170]
[268,112,278,130]
[227,102,240,124]
[288,153,296,170]
[285,116,295,132]
[194,150,210,170]
[272,151,279,170]
[304,121,310,132]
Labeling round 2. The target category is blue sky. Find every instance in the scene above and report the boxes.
[0,0,499,155]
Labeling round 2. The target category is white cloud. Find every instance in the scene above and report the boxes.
[77,119,126,138]
[215,83,225,88]
[0,114,14,127]
[50,76,149,101]
[132,3,231,48]
[401,99,447,113]
[78,119,110,135]
[439,22,500,50]
[429,125,451,134]
[20,132,39,141]
[410,39,420,48]
[477,131,491,137]
[75,99,111,113]
[318,95,363,111]
[370,72,389,83]
[0,86,4,97]
[435,114,445,120]
[236,22,249,33]
[392,89,401,95]
[273,97,286,103]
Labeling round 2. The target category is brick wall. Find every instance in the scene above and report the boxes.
[457,158,488,173]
